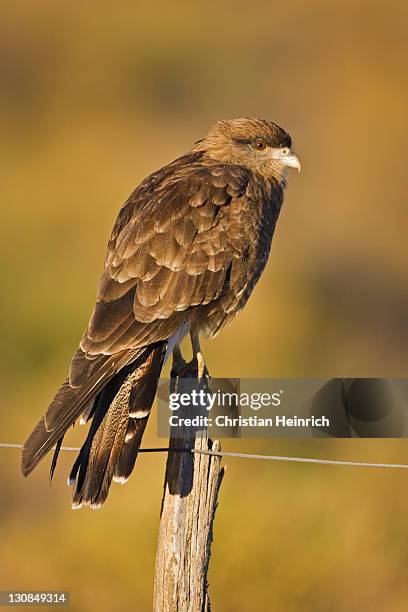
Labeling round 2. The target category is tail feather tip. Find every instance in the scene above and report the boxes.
[21,456,32,478]
[113,475,129,485]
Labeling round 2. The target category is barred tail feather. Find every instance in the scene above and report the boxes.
[70,342,165,509]
[21,348,139,477]
[113,416,149,484]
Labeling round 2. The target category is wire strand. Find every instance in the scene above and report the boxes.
[1,442,408,470]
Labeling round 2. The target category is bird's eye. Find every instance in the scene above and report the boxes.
[254,139,267,151]
[281,147,290,155]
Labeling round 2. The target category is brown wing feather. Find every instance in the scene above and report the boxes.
[80,156,251,357]
[22,153,252,485]
[21,348,140,476]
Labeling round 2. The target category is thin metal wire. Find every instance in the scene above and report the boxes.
[1,442,408,470]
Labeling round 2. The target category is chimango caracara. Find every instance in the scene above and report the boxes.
[22,118,300,508]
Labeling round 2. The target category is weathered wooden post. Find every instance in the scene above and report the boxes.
[153,366,224,611]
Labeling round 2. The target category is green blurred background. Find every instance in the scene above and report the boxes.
[1,1,408,610]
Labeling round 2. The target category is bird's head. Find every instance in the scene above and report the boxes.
[194,118,301,181]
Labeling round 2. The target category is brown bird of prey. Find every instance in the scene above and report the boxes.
[22,118,300,508]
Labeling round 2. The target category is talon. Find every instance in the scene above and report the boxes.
[171,335,210,381]
[191,333,210,381]
[196,351,209,382]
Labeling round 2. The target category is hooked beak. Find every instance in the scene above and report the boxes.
[272,149,301,172]
[283,151,301,172]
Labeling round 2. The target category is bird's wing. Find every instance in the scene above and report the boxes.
[23,157,251,477]
[79,157,252,358]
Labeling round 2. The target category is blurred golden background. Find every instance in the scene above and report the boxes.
[1,1,408,610]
